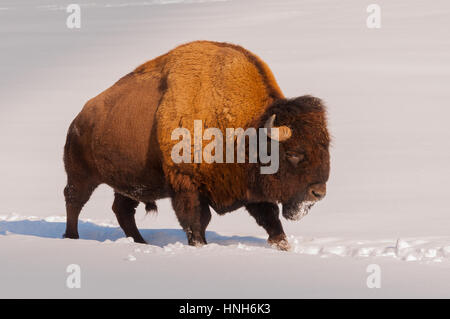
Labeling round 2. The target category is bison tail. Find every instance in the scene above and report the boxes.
[145,201,158,215]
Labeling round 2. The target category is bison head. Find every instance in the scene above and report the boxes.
[258,95,330,221]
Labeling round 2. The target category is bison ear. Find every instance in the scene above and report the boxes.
[264,114,292,142]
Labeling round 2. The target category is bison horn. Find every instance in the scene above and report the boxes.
[264,114,292,142]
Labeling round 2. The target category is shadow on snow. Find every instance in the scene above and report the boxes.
[0,219,267,248]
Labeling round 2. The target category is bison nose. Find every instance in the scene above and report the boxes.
[308,183,326,201]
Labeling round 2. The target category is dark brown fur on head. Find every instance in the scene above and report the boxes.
[250,95,330,220]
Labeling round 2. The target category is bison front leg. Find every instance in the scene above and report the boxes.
[246,202,290,251]
[171,192,211,247]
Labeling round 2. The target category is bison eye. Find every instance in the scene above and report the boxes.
[286,152,305,166]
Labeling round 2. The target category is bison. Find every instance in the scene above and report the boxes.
[63,40,330,250]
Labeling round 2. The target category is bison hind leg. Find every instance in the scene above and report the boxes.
[63,179,98,240]
[112,193,146,244]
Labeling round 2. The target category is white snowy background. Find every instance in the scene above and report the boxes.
[0,0,449,298]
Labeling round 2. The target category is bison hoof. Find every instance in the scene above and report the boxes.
[133,237,148,244]
[268,236,291,251]
[186,233,207,247]
[63,233,79,239]
[188,239,207,247]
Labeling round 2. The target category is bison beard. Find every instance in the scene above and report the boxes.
[283,200,316,221]
[62,41,330,251]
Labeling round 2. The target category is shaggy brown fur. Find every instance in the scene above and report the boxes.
[63,41,330,250]
[155,41,284,208]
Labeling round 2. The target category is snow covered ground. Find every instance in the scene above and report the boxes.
[0,0,449,298]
